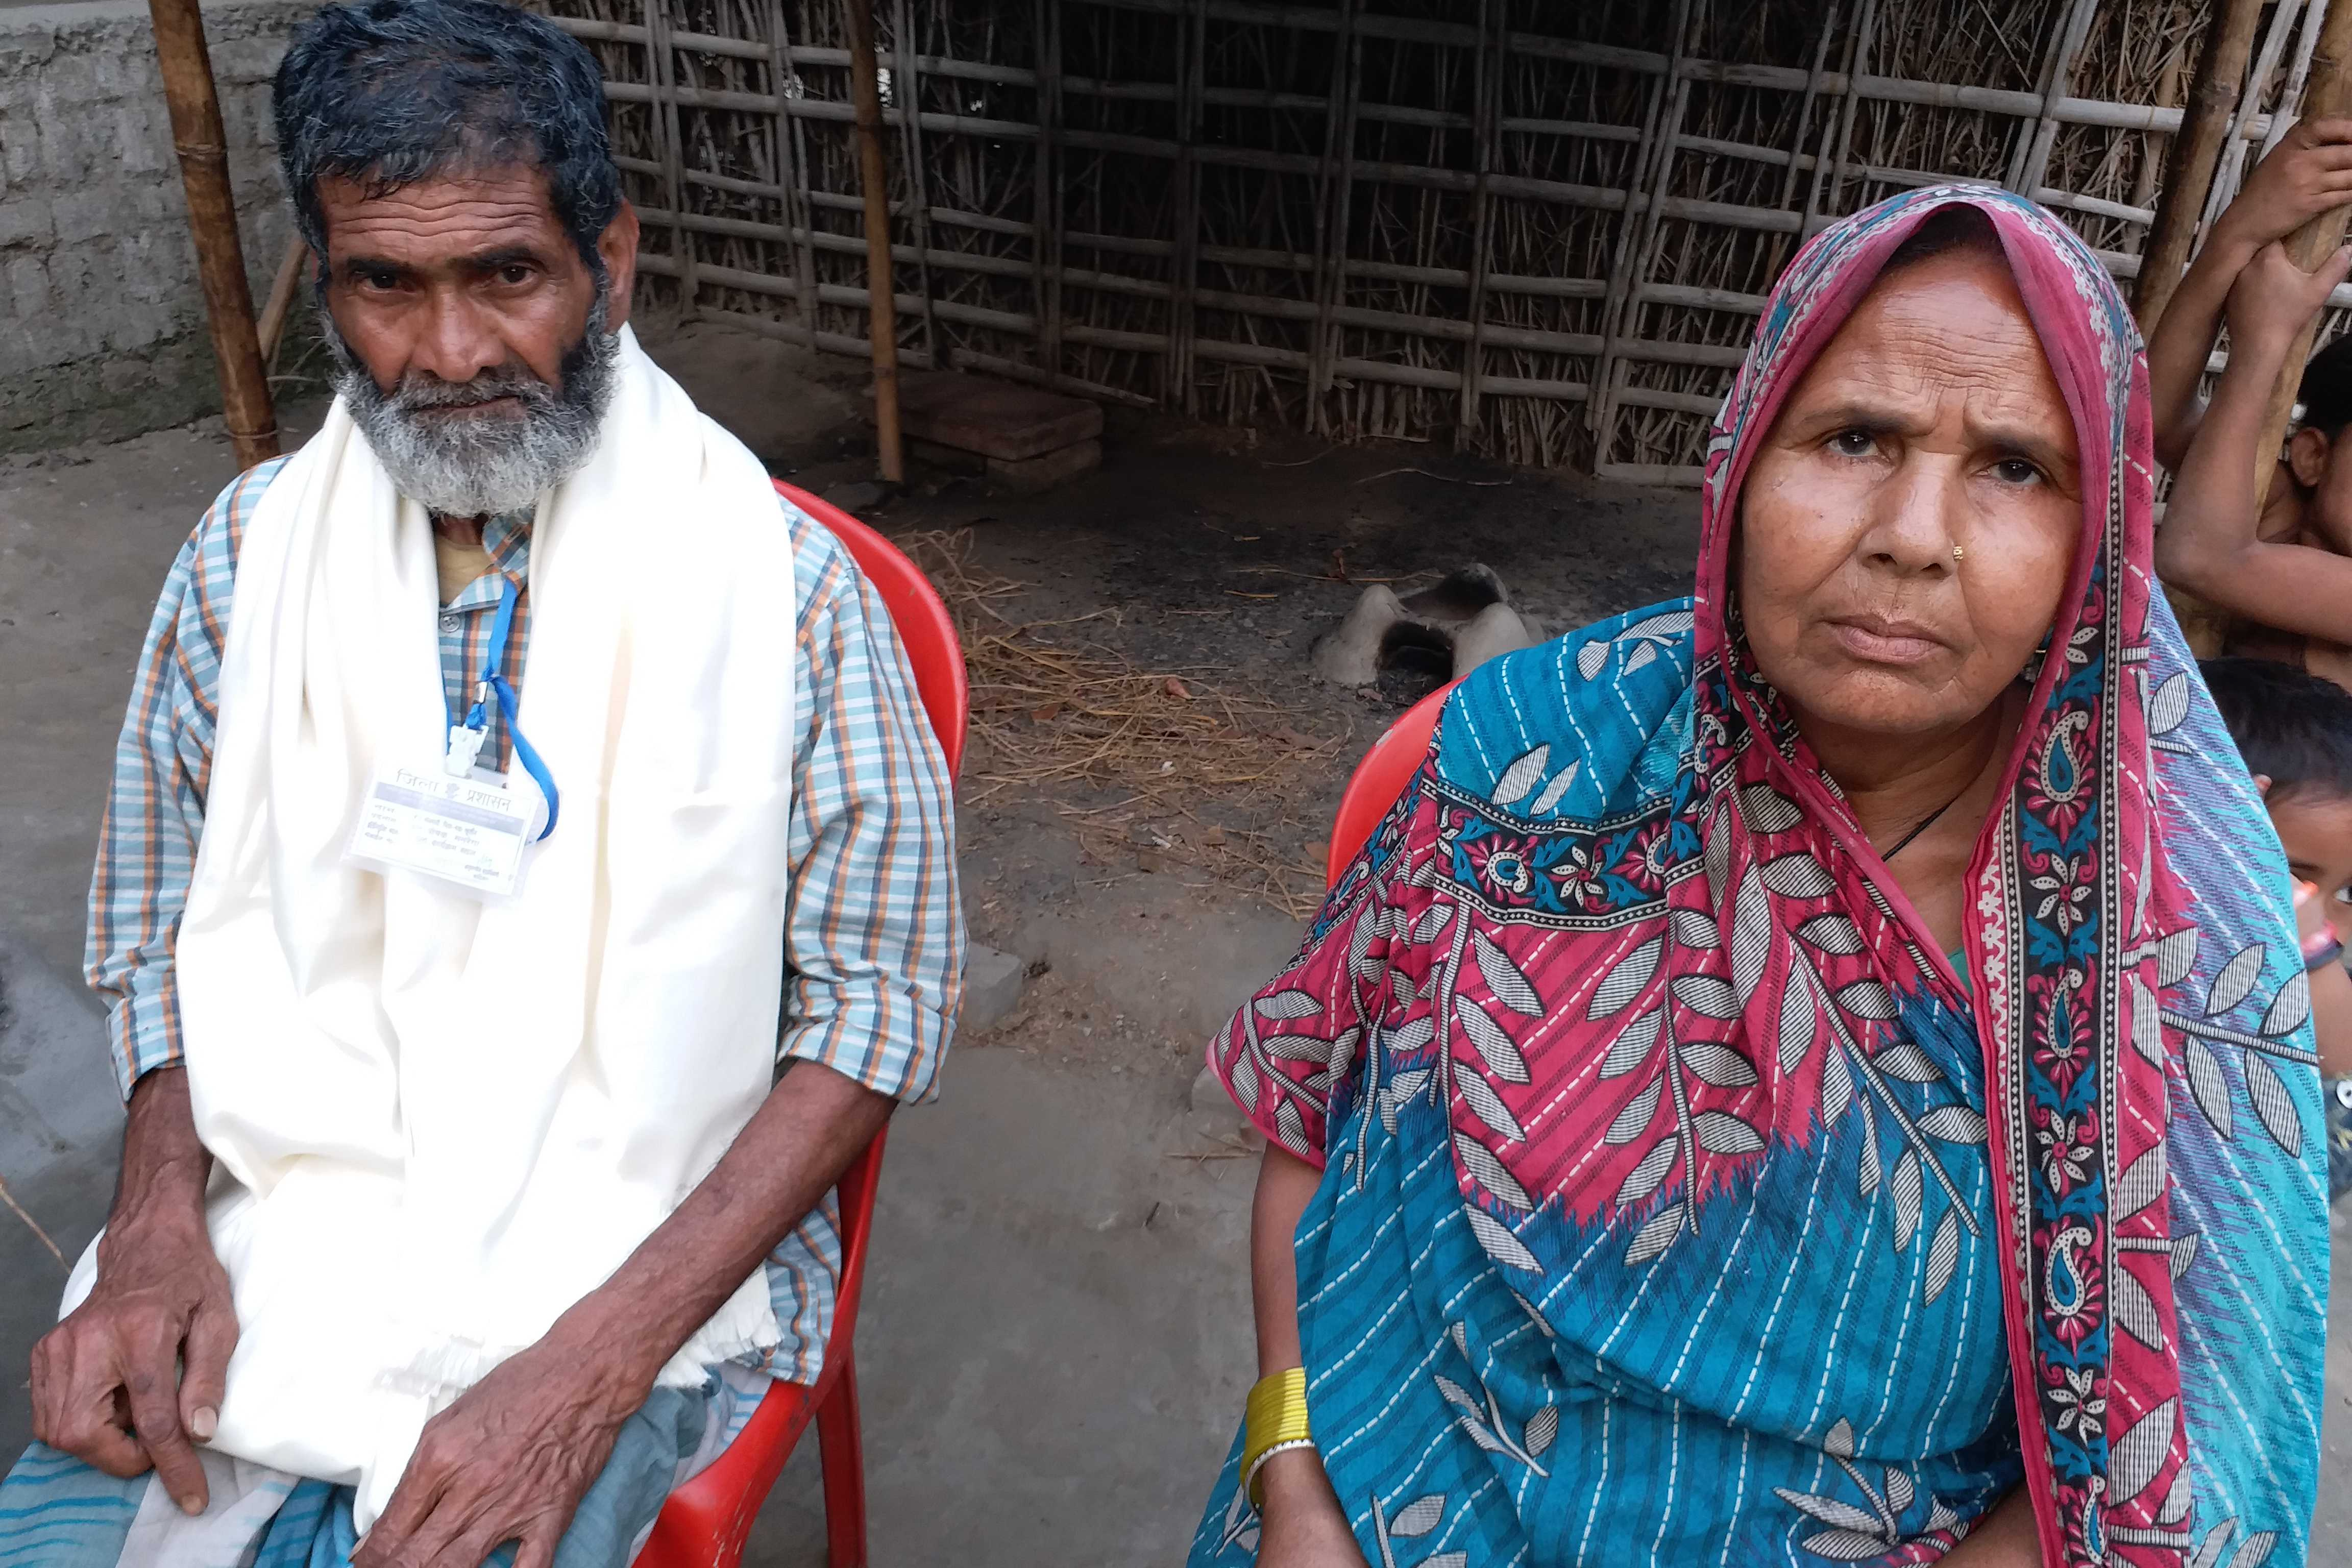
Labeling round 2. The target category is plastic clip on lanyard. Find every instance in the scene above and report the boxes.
[450,574,561,842]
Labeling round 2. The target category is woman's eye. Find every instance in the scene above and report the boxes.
[1828,428,1875,457]
[2333,883,2352,906]
[1992,457,2042,486]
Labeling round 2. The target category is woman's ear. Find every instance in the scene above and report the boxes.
[2288,426,2332,490]
[2257,772,2274,799]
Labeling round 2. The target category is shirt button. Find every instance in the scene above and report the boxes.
[439,612,460,632]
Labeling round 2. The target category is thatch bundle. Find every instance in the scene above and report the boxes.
[535,0,2324,481]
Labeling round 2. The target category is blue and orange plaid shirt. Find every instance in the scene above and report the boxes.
[85,456,963,1384]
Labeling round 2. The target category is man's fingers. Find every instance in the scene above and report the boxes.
[179,1301,237,1442]
[355,1452,451,1568]
[510,1522,560,1568]
[122,1364,208,1515]
[49,1391,152,1481]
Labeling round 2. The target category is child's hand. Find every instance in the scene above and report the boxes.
[2216,117,2352,253]
[2222,240,2352,357]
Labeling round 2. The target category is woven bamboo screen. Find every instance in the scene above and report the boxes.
[532,0,2325,484]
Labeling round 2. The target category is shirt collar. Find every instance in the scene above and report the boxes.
[436,511,533,616]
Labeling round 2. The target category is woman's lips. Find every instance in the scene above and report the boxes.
[1827,616,1944,665]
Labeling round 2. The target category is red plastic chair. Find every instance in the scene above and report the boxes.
[1325,681,1456,892]
[633,482,968,1568]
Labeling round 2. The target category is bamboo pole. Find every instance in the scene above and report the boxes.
[2255,0,2352,503]
[890,0,941,366]
[2008,0,2103,196]
[766,0,821,352]
[148,0,276,467]
[254,231,307,366]
[2133,0,2265,333]
[1454,0,1500,451]
[1305,0,1360,436]
[843,0,903,483]
[1032,0,1064,383]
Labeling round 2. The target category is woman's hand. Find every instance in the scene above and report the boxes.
[2222,240,2352,361]
[1256,1449,1369,1567]
[2214,118,2352,256]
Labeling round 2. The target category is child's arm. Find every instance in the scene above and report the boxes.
[2155,239,2352,645]
[2146,117,2352,471]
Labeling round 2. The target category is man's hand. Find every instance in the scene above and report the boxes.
[27,1068,232,1515]
[352,1336,648,1568]
[1255,1450,1371,1568]
[356,1060,892,1568]
[2215,118,2352,256]
[2224,240,2352,358]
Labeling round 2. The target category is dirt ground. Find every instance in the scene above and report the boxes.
[0,323,2344,1564]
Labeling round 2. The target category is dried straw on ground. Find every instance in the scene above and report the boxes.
[905,530,1339,916]
[537,0,2323,484]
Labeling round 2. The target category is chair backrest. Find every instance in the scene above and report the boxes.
[774,480,970,778]
[1326,681,1456,892]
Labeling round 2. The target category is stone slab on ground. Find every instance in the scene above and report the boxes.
[987,438,1101,495]
[896,371,1103,462]
[960,943,1027,1035]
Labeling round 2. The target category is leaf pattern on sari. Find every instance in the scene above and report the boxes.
[1773,1419,1970,1562]
[2152,929,2319,1159]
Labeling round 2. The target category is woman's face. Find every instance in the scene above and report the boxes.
[1737,244,2081,743]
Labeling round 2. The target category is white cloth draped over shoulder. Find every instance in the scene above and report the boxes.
[61,327,799,1529]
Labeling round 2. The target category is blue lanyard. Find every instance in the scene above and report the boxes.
[458,575,560,841]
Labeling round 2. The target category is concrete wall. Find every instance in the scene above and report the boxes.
[0,0,310,452]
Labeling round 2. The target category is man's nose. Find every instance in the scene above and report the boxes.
[406,289,507,386]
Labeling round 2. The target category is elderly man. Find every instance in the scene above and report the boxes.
[0,4,960,1567]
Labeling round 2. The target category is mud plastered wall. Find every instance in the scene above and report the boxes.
[0,0,304,452]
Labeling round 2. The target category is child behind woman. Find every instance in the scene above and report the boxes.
[2147,117,2352,684]
[2203,656,2352,1200]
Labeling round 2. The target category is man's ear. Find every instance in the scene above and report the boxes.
[597,201,640,330]
[2257,772,2274,799]
[2289,425,2332,490]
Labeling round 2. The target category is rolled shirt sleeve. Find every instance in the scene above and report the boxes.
[86,459,282,1100]
[777,505,963,1102]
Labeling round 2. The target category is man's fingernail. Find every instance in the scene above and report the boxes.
[179,1494,205,1515]
[189,1407,217,1440]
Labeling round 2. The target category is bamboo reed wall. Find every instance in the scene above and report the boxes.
[533,0,2324,484]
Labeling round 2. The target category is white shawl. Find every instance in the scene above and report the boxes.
[65,329,797,1527]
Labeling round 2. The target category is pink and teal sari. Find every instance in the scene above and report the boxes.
[1190,188,2327,1567]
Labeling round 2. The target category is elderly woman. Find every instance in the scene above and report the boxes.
[1190,191,2328,1568]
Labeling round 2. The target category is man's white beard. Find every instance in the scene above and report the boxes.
[326,291,620,518]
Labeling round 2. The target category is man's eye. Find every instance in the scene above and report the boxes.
[498,265,532,286]
[1992,457,2042,486]
[1828,428,1875,457]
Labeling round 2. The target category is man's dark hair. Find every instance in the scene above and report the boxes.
[2298,331,2352,439]
[2202,656,2352,806]
[274,0,620,265]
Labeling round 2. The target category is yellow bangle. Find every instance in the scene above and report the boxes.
[1241,1366,1314,1507]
